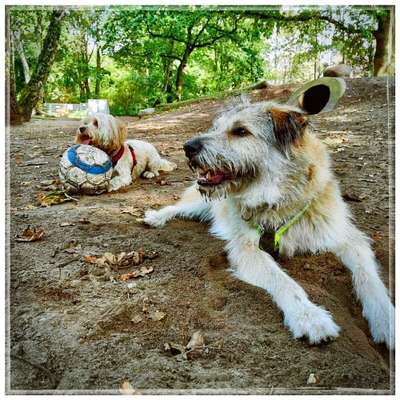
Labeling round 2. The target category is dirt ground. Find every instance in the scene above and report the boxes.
[6,77,394,394]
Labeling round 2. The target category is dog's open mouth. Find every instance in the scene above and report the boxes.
[196,168,232,186]
[77,133,92,145]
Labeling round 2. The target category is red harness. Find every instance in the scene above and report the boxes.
[111,145,137,172]
[84,139,137,172]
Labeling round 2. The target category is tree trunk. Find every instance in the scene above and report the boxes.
[175,46,192,101]
[12,30,30,84]
[6,9,22,125]
[95,46,101,97]
[17,9,65,121]
[162,58,174,103]
[84,78,91,99]
[373,7,395,76]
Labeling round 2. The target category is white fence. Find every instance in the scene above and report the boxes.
[42,100,109,118]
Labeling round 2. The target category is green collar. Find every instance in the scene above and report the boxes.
[256,202,310,253]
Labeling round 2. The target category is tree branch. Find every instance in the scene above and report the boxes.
[145,20,187,44]
[242,10,367,34]
[193,18,239,49]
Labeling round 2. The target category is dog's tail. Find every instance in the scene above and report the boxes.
[159,158,177,172]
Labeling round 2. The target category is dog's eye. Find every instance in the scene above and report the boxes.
[231,127,250,137]
[93,119,98,128]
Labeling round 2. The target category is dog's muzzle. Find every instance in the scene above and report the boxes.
[183,137,203,160]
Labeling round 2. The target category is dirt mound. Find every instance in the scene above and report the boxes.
[7,77,394,394]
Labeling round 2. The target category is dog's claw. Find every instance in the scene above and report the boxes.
[285,304,341,345]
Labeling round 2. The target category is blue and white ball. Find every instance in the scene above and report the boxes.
[59,144,113,194]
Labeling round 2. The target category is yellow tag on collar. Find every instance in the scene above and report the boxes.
[257,203,310,253]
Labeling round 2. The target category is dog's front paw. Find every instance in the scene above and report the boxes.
[108,183,121,192]
[367,299,395,350]
[144,209,167,227]
[285,303,340,345]
[143,171,158,179]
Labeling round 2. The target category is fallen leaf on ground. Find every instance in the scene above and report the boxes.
[186,331,205,350]
[144,251,159,260]
[119,266,153,281]
[164,342,186,356]
[131,315,143,324]
[84,255,98,264]
[149,310,166,321]
[84,250,146,270]
[22,204,37,210]
[37,190,73,207]
[60,222,75,227]
[342,192,363,202]
[15,226,45,242]
[40,179,56,186]
[121,207,142,217]
[119,380,137,395]
[307,373,319,385]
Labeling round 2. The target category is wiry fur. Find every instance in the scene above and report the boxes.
[144,93,395,348]
[75,113,176,191]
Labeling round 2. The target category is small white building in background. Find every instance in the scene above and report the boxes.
[42,99,110,118]
[87,99,110,116]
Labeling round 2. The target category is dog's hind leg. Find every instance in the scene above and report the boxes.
[332,226,394,349]
[144,184,210,227]
[224,222,340,344]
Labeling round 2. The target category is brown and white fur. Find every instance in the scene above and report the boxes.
[144,81,394,348]
[75,113,176,191]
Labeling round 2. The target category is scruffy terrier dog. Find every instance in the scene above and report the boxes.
[75,113,176,191]
[144,78,394,348]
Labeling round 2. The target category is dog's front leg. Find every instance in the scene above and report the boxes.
[333,228,395,349]
[227,230,340,344]
[108,171,132,192]
[144,184,211,227]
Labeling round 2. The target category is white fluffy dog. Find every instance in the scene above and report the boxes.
[144,79,394,349]
[75,113,176,191]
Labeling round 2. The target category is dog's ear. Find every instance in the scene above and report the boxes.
[286,77,346,115]
[117,119,127,144]
[270,107,308,154]
[92,116,99,128]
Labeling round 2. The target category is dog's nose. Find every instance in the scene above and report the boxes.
[183,138,203,158]
[79,126,86,133]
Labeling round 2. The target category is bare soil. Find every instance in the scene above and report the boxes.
[7,77,394,394]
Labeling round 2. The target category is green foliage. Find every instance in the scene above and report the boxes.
[9,5,393,116]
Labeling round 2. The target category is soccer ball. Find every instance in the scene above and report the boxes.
[59,144,113,194]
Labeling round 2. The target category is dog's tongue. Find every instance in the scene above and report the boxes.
[82,139,92,145]
[208,173,225,184]
[198,171,226,185]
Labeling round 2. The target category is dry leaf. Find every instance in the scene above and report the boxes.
[307,373,319,385]
[60,222,75,227]
[186,331,205,350]
[164,342,186,356]
[84,255,99,264]
[144,251,159,260]
[139,266,153,275]
[16,226,45,242]
[119,266,153,281]
[84,250,146,270]
[40,179,56,186]
[121,207,142,217]
[131,315,143,324]
[37,190,72,207]
[119,380,137,395]
[22,204,37,210]
[119,270,140,281]
[149,310,166,321]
